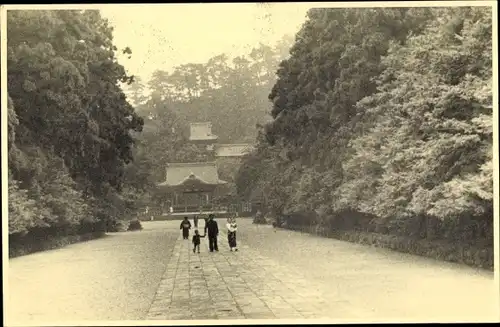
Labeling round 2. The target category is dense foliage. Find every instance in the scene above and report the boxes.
[7,10,145,248]
[122,36,295,206]
[236,7,493,251]
[123,35,294,144]
[7,11,293,244]
[9,7,493,266]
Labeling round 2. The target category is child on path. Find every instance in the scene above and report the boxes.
[192,229,205,253]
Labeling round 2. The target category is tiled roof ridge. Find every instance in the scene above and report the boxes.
[171,174,213,186]
[190,122,212,125]
[215,143,254,147]
[190,135,218,139]
[166,162,217,167]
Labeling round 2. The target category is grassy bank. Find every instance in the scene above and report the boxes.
[281,224,493,271]
[9,232,106,259]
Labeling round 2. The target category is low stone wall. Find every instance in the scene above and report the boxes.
[282,224,493,271]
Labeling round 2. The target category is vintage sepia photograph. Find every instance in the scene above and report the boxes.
[1,1,498,325]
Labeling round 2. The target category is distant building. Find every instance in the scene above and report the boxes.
[157,122,255,216]
[189,122,218,144]
[157,162,227,214]
[214,144,255,157]
[189,122,218,152]
[214,143,255,187]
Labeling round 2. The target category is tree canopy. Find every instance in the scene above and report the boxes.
[8,7,493,260]
[123,35,294,144]
[119,35,295,207]
[7,10,144,236]
[236,6,493,245]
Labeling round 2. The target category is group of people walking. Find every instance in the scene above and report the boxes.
[180,214,238,253]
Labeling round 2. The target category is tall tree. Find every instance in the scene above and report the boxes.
[124,76,148,109]
[144,35,294,144]
[8,10,145,238]
[339,7,493,226]
[237,7,493,248]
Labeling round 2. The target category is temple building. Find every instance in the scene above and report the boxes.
[214,143,256,214]
[214,144,254,157]
[156,121,256,216]
[189,122,218,151]
[157,162,228,214]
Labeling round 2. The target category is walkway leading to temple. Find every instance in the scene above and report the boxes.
[147,230,334,320]
[6,219,497,325]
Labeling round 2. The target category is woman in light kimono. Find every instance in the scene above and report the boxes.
[226,217,238,251]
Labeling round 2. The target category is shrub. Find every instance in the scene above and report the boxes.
[253,210,268,224]
[128,219,143,231]
[253,217,267,224]
[278,223,493,270]
[9,231,105,258]
[253,215,267,225]
[107,220,127,232]
[335,230,493,270]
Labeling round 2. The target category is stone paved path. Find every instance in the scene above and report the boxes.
[7,219,498,324]
[146,230,335,320]
[145,221,498,322]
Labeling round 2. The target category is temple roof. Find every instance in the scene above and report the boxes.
[189,122,218,142]
[158,162,227,187]
[215,144,255,157]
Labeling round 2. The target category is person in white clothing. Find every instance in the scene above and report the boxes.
[226,217,238,251]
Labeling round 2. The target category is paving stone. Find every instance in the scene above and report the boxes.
[274,312,305,319]
[244,312,277,319]
[152,224,472,321]
[9,219,493,324]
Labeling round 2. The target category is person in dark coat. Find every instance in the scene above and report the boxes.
[205,214,219,252]
[193,215,199,228]
[180,216,191,240]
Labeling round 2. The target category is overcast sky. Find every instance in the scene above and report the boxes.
[100,3,316,83]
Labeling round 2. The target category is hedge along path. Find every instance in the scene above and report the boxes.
[7,219,495,323]
[284,224,494,270]
[219,219,497,322]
